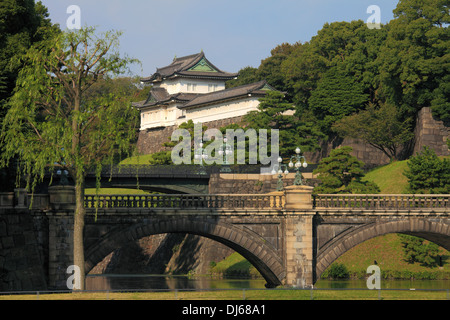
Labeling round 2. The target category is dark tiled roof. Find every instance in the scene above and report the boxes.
[134,80,276,110]
[141,52,238,83]
[180,80,274,109]
[133,87,200,109]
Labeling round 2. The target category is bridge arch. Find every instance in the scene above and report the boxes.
[315,218,450,279]
[84,216,285,288]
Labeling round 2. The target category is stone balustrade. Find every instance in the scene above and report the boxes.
[314,194,449,211]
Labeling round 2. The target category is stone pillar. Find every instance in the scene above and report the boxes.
[283,185,315,287]
[284,185,314,210]
[14,188,28,209]
[47,185,75,289]
[284,214,315,288]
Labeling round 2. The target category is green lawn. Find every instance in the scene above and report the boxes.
[210,252,261,279]
[119,154,154,165]
[329,233,450,280]
[1,287,448,300]
[362,160,410,194]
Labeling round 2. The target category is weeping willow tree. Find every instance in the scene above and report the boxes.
[0,27,140,289]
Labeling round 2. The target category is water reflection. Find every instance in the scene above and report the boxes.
[86,274,267,291]
[86,274,450,291]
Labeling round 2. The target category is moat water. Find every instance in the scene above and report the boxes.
[85,274,450,291]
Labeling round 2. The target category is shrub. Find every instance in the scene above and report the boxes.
[322,263,350,279]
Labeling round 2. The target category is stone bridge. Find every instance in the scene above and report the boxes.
[1,187,449,290]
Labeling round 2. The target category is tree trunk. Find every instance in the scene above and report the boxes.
[73,178,86,290]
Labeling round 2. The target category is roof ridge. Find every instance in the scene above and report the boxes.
[181,80,270,108]
[141,52,238,83]
[180,52,205,70]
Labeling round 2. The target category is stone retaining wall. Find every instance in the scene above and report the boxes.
[137,116,245,155]
[0,208,47,291]
[413,107,449,156]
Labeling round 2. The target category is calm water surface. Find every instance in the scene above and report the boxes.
[86,274,450,291]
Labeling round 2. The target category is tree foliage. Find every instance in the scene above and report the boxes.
[313,146,380,194]
[0,0,57,108]
[308,66,369,132]
[0,27,139,289]
[377,0,449,120]
[399,234,440,267]
[403,147,450,193]
[244,90,324,156]
[333,102,414,161]
[226,0,448,154]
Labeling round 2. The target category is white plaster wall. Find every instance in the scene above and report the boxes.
[157,78,225,94]
[182,97,260,125]
[140,103,183,130]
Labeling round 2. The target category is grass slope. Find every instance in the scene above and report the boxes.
[327,233,450,279]
[362,160,410,194]
[210,252,261,279]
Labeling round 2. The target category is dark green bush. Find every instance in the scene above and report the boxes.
[322,263,350,279]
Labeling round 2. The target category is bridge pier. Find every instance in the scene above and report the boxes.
[283,185,315,287]
[46,186,75,289]
[284,214,315,287]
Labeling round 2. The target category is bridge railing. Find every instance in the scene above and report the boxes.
[314,194,449,210]
[84,193,285,210]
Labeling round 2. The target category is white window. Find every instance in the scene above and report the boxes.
[187,83,198,92]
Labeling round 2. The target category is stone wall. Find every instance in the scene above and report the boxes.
[413,107,449,156]
[209,173,318,194]
[0,208,47,291]
[137,116,245,155]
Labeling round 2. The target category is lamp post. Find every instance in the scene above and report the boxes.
[288,147,308,186]
[218,137,232,173]
[194,142,208,175]
[271,156,289,191]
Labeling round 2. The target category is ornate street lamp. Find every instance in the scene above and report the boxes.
[218,137,233,173]
[288,147,308,186]
[194,142,208,175]
[271,156,289,191]
[57,168,70,185]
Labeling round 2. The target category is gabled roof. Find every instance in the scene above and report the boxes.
[133,87,199,109]
[180,80,276,109]
[141,52,238,83]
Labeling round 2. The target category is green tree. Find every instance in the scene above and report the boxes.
[226,66,260,89]
[313,146,380,194]
[376,0,449,121]
[0,27,139,289]
[282,20,387,112]
[281,41,327,110]
[257,42,298,92]
[399,234,440,267]
[0,0,57,109]
[403,147,450,193]
[308,66,369,133]
[244,90,323,156]
[333,102,414,161]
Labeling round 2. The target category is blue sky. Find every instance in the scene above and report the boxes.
[40,0,399,77]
